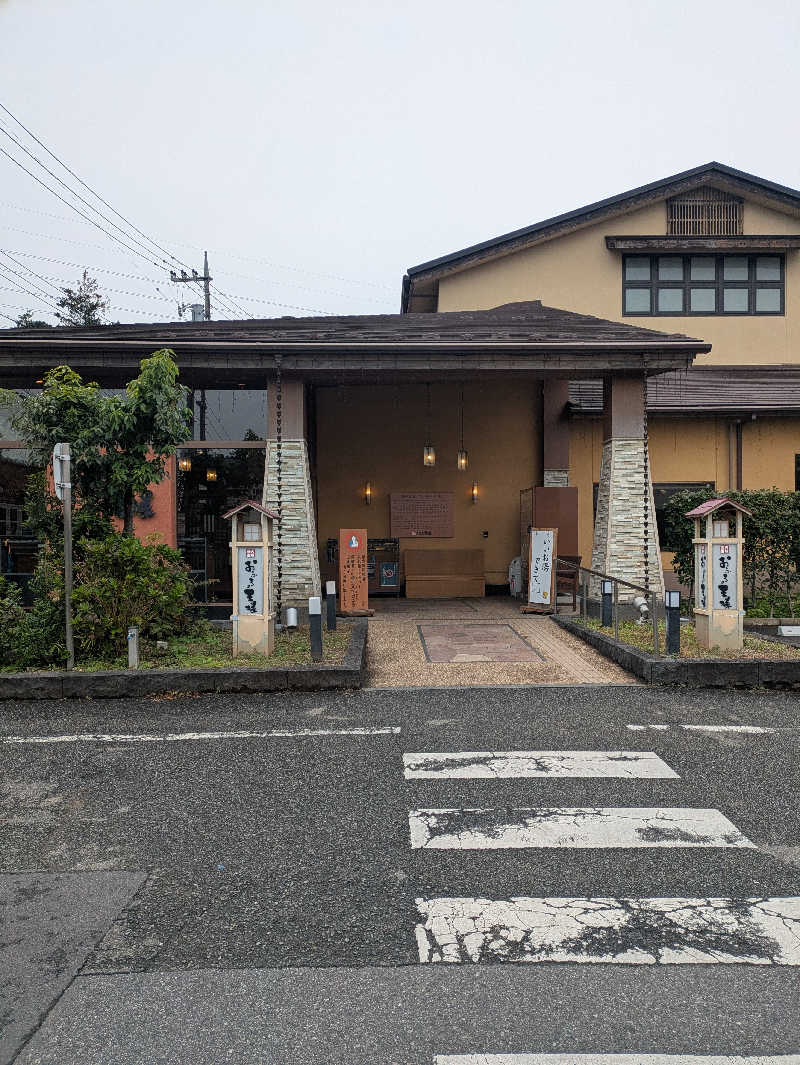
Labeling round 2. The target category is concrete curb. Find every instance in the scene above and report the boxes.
[552,615,800,688]
[0,620,368,701]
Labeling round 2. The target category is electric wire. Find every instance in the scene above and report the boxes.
[0,263,59,310]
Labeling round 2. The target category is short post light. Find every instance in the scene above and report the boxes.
[665,590,681,655]
[601,579,613,628]
[309,595,323,662]
[222,500,278,656]
[685,497,750,652]
[326,580,337,631]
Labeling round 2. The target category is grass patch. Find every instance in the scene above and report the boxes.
[580,618,800,660]
[2,622,352,673]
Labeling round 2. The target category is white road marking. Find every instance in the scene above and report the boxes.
[0,726,401,745]
[436,1056,800,1064]
[627,724,780,734]
[408,807,753,850]
[404,750,679,780]
[416,896,800,965]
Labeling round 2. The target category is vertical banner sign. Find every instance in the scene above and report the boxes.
[237,546,264,615]
[528,527,558,610]
[712,542,738,609]
[696,542,708,609]
[338,528,368,612]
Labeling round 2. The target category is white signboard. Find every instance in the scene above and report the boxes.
[528,528,556,607]
[696,543,707,609]
[712,542,738,609]
[237,545,264,615]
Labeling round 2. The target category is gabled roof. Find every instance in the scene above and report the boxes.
[0,301,707,349]
[221,500,278,521]
[402,162,800,307]
[685,498,752,519]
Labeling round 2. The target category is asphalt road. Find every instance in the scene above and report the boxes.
[2,684,800,1064]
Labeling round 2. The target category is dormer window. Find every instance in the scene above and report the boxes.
[667,187,743,236]
[623,254,784,316]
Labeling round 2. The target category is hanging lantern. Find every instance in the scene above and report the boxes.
[178,456,192,472]
[423,382,436,467]
[457,384,468,471]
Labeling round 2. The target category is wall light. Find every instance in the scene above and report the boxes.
[471,481,479,504]
[206,468,217,482]
[178,457,192,472]
[364,480,372,505]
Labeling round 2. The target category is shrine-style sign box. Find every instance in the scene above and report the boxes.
[222,500,279,657]
[685,497,752,652]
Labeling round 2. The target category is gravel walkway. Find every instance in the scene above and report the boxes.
[366,597,636,687]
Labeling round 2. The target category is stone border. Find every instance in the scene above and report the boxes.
[0,620,367,701]
[552,615,800,688]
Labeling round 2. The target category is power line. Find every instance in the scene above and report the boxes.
[0,249,62,296]
[0,262,59,310]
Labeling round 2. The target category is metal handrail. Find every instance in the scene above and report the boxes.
[557,557,661,655]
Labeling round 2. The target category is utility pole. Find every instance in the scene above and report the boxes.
[171,252,212,321]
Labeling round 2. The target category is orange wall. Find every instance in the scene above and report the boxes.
[315,382,538,583]
[112,456,177,547]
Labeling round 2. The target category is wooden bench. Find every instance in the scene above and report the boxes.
[404,548,485,599]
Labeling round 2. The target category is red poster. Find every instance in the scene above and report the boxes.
[338,528,368,611]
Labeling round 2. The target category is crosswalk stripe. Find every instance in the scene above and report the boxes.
[435,1056,800,1064]
[404,750,679,780]
[408,807,753,850]
[415,895,800,965]
[626,724,780,734]
[0,726,401,745]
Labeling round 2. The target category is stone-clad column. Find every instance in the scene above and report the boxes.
[591,375,663,601]
[263,378,321,613]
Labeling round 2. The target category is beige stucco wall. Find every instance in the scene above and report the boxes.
[315,381,538,584]
[438,198,800,366]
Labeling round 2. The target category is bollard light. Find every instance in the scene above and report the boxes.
[602,580,613,595]
[326,580,337,631]
[665,590,680,609]
[308,595,323,662]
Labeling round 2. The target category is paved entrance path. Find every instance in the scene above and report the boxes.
[367,597,636,687]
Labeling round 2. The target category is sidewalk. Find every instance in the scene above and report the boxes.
[366,597,637,687]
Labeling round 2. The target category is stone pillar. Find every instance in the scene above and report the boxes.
[542,379,570,487]
[591,375,664,602]
[263,378,321,613]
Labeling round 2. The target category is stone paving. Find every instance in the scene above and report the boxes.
[366,596,637,687]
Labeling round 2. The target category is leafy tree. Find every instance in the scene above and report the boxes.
[15,310,52,329]
[55,270,109,327]
[0,348,191,534]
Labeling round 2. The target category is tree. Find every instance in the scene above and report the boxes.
[15,310,52,329]
[0,348,191,534]
[55,270,109,327]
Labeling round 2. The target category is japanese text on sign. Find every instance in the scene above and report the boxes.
[338,528,368,611]
[528,528,555,606]
[390,493,454,538]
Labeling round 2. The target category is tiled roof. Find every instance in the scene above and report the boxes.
[569,366,800,415]
[0,302,707,349]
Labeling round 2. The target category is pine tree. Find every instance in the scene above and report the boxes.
[55,270,109,327]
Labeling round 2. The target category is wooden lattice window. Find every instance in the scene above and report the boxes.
[667,187,743,236]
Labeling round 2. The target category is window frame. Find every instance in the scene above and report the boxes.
[622,253,785,317]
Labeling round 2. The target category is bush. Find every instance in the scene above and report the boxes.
[0,576,26,667]
[72,534,193,655]
[664,487,800,616]
[7,548,68,669]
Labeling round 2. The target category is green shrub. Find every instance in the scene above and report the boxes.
[0,576,26,667]
[72,534,193,655]
[11,548,68,669]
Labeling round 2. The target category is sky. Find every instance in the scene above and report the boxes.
[1,0,799,325]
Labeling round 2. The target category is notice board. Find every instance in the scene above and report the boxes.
[390,493,454,538]
[528,527,558,611]
[338,528,368,611]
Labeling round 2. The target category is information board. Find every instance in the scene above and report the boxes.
[696,543,708,609]
[390,493,454,538]
[338,528,368,611]
[527,527,558,610]
[237,545,263,615]
[712,542,738,609]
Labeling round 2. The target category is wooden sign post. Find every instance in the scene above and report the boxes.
[522,527,558,614]
[338,528,373,617]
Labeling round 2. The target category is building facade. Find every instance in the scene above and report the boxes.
[403,162,800,582]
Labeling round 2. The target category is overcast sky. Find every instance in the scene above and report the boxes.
[1,0,798,325]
